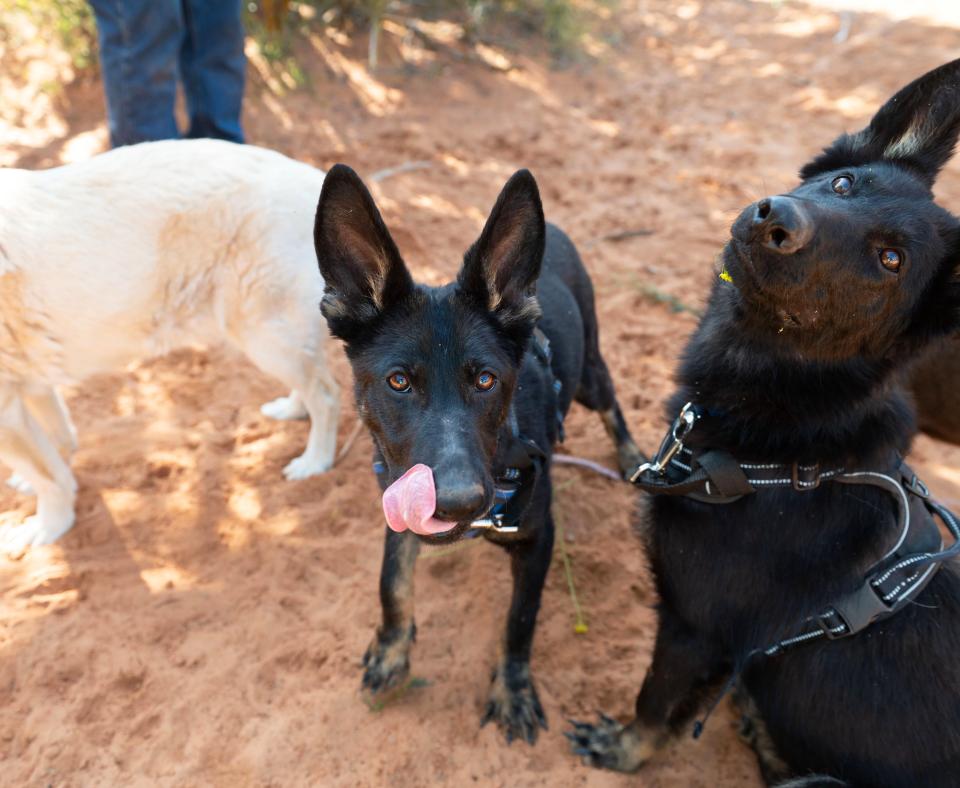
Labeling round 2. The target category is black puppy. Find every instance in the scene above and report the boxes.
[314,165,640,743]
[568,60,960,785]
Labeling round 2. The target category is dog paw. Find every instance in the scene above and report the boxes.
[481,660,547,745]
[6,473,35,495]
[282,454,332,481]
[565,713,653,773]
[260,395,308,421]
[0,510,76,556]
[361,624,415,695]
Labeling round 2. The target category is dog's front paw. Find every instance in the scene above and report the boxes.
[282,454,332,481]
[260,395,308,421]
[361,623,415,695]
[481,660,547,745]
[6,473,35,495]
[0,508,76,557]
[565,713,655,773]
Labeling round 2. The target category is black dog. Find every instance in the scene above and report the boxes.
[912,335,960,445]
[568,60,960,785]
[314,165,640,743]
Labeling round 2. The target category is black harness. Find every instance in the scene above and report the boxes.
[632,402,960,657]
[373,328,560,537]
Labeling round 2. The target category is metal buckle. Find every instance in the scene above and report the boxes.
[904,474,930,499]
[470,512,518,534]
[792,462,821,491]
[630,402,699,482]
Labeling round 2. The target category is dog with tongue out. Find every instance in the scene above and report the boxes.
[313,164,641,744]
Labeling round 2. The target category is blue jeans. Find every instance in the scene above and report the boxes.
[88,0,246,147]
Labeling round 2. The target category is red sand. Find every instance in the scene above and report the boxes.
[2,2,960,785]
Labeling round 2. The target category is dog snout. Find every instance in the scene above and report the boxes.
[752,196,813,254]
[434,481,488,523]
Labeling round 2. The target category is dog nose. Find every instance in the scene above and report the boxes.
[753,196,813,254]
[434,483,487,523]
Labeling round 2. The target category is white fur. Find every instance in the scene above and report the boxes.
[0,139,339,550]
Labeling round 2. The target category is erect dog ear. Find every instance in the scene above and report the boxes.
[458,169,545,335]
[314,164,414,340]
[800,58,960,186]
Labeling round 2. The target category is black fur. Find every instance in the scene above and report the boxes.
[568,60,960,785]
[314,165,641,744]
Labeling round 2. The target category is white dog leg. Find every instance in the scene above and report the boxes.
[0,391,77,551]
[239,321,341,480]
[25,386,78,456]
[282,365,340,480]
[6,472,34,495]
[260,389,309,421]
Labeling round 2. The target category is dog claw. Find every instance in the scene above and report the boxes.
[482,662,547,745]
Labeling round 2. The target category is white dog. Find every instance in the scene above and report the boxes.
[0,139,339,550]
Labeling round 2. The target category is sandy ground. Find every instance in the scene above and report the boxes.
[2,1,960,785]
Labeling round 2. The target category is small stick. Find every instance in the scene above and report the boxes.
[553,453,622,481]
[334,418,365,465]
[369,160,432,183]
[554,509,588,634]
[584,228,654,248]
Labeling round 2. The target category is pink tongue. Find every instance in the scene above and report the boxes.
[382,464,457,535]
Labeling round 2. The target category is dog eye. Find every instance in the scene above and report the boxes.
[879,248,902,272]
[387,372,411,392]
[832,175,853,194]
[475,371,497,392]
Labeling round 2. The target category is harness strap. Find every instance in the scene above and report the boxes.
[633,402,960,661]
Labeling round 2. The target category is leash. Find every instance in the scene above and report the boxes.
[631,401,960,736]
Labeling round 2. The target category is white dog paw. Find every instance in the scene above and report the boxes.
[261,396,309,421]
[282,454,333,481]
[0,510,75,556]
[6,473,35,495]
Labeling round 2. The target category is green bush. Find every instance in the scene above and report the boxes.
[0,0,98,71]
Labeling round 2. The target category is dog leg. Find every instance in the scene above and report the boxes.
[482,510,554,744]
[281,364,340,480]
[567,608,726,772]
[7,387,77,496]
[734,688,794,785]
[0,390,77,551]
[260,389,308,421]
[24,386,78,457]
[362,529,420,695]
[599,405,645,479]
[573,339,643,478]
[240,326,340,479]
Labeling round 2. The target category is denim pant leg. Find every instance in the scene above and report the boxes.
[179,0,247,143]
[88,0,183,147]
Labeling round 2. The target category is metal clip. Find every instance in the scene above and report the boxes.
[470,512,519,534]
[631,402,699,482]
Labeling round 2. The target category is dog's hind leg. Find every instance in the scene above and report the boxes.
[734,688,793,785]
[0,387,77,551]
[282,361,340,479]
[362,529,420,695]
[482,504,554,744]
[574,320,643,478]
[260,389,308,421]
[240,322,340,479]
